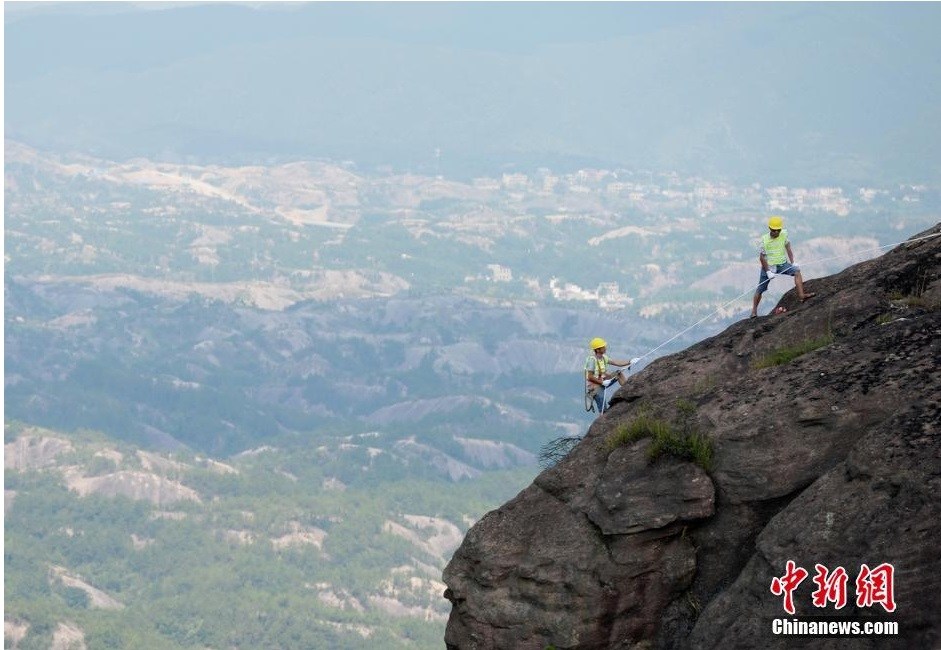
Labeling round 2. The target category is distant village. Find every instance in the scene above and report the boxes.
[473,167,926,219]
[460,166,933,310]
[7,142,936,314]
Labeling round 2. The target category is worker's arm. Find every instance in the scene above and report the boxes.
[785,242,795,264]
[586,371,605,387]
[759,250,769,272]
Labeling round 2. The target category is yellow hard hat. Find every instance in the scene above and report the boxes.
[589,337,607,350]
[767,215,784,230]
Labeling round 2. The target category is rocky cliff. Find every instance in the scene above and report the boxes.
[443,224,941,649]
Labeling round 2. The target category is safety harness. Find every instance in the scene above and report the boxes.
[584,354,611,413]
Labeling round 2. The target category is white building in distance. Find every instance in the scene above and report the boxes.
[487,264,513,282]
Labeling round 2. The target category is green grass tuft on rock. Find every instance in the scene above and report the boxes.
[752,334,834,369]
[606,402,713,471]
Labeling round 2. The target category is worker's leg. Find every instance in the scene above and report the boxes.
[751,291,762,318]
[794,271,816,301]
[751,268,770,317]
[780,262,815,302]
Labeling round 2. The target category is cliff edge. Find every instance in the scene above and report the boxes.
[443,224,941,649]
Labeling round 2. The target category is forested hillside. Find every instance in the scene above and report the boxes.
[5,423,531,648]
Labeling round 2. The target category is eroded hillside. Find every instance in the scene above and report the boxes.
[4,424,525,648]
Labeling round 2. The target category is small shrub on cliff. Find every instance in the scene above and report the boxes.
[673,432,713,470]
[606,401,713,471]
[752,333,834,369]
[606,411,671,450]
[890,293,938,309]
[691,374,717,396]
[888,267,938,309]
[538,435,583,469]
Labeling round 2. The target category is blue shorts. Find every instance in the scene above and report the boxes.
[755,262,800,295]
[587,383,614,413]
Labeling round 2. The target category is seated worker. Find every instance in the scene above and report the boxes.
[585,337,633,414]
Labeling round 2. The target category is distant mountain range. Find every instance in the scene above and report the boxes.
[7,142,937,460]
[6,3,941,184]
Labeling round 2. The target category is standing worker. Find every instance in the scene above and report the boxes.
[585,338,634,414]
[750,215,816,318]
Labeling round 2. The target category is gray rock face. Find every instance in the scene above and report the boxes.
[444,483,700,650]
[688,403,941,650]
[443,224,941,649]
[585,443,714,536]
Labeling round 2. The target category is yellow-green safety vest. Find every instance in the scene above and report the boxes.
[761,229,789,266]
[585,354,607,387]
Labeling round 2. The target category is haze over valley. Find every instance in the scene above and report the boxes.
[5,3,941,648]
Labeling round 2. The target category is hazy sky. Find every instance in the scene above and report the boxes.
[6,2,941,183]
